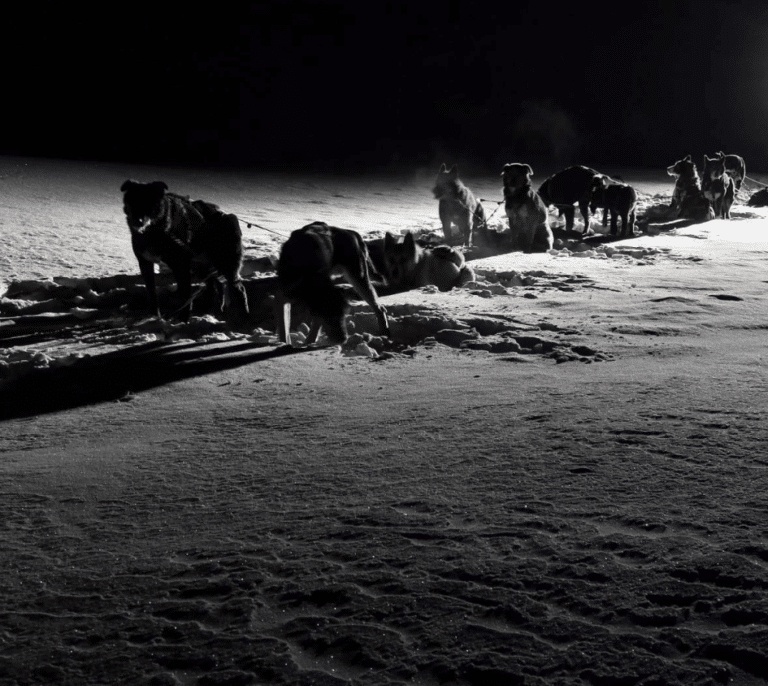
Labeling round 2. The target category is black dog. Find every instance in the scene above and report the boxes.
[277,222,389,345]
[121,180,249,322]
[747,188,768,207]
[537,165,601,233]
[589,177,638,237]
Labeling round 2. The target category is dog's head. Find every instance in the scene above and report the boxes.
[702,155,726,181]
[667,155,696,179]
[501,163,534,193]
[432,163,459,199]
[588,174,609,212]
[383,231,420,284]
[121,180,169,232]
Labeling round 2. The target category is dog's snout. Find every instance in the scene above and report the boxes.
[129,216,150,232]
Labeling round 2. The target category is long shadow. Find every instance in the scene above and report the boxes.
[0,339,303,420]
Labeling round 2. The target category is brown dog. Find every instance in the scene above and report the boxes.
[432,164,486,246]
[121,180,249,322]
[276,222,389,345]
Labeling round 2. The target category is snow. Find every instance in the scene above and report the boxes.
[2,156,768,685]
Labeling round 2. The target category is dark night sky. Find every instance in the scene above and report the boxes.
[3,1,768,172]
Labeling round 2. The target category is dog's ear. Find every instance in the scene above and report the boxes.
[717,151,725,158]
[384,232,395,249]
[501,163,510,177]
[448,165,458,177]
[403,231,416,252]
[150,181,169,195]
[120,179,137,192]
[684,155,692,162]
[438,163,447,173]
[524,164,533,176]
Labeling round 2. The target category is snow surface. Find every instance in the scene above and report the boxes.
[2,156,768,685]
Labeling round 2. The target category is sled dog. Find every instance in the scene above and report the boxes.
[702,154,735,219]
[665,156,714,222]
[537,165,601,232]
[432,164,486,246]
[121,179,249,322]
[276,222,389,345]
[717,151,745,192]
[381,232,475,292]
[589,176,638,237]
[498,162,553,252]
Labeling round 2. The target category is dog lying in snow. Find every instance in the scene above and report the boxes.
[379,232,475,292]
[120,180,249,322]
[276,222,389,345]
[747,188,768,207]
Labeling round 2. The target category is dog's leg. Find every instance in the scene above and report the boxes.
[618,210,628,237]
[540,223,554,251]
[439,202,454,245]
[204,274,225,313]
[344,269,390,337]
[563,206,575,232]
[460,211,472,246]
[137,256,160,317]
[305,319,322,344]
[578,200,590,232]
[220,276,249,319]
[275,296,292,346]
[523,230,536,254]
[168,260,193,322]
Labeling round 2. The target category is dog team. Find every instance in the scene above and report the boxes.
[120,151,745,346]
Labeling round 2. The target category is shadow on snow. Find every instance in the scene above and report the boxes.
[0,339,301,420]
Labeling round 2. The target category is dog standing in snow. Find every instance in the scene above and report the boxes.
[276,222,389,345]
[589,176,638,237]
[537,165,601,233]
[121,180,249,322]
